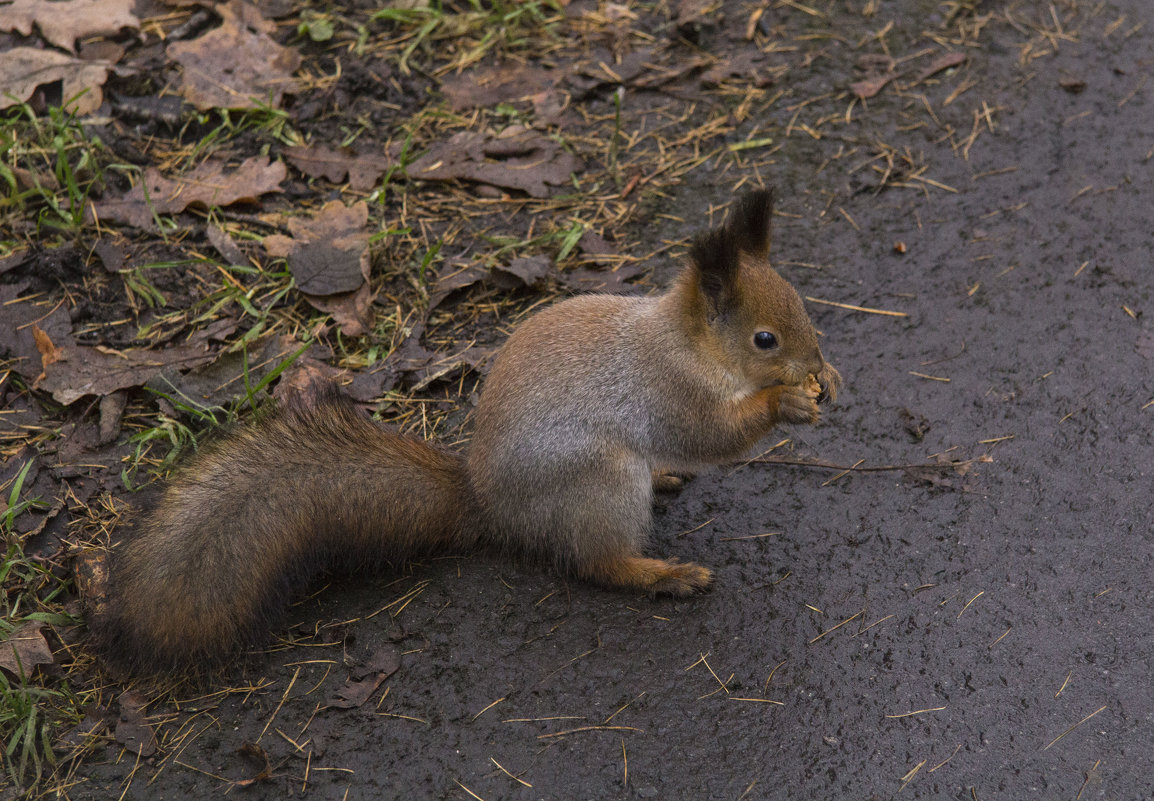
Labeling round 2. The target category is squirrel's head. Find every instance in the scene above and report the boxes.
[685,189,832,396]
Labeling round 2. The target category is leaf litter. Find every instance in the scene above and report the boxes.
[0,0,139,52]
[405,128,584,198]
[91,155,286,229]
[166,0,302,111]
[0,48,112,115]
[264,200,374,336]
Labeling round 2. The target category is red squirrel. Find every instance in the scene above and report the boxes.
[90,189,840,673]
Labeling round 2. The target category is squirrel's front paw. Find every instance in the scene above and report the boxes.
[815,363,842,405]
[776,383,821,425]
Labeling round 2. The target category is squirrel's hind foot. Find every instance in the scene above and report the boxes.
[579,554,713,597]
[652,471,687,493]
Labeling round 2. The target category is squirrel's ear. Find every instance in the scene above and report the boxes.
[726,189,774,260]
[688,220,739,318]
[687,189,774,316]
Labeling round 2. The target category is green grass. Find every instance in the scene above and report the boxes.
[0,101,112,237]
[120,339,311,488]
[370,0,563,74]
[0,671,76,789]
[181,104,303,165]
[1,461,82,791]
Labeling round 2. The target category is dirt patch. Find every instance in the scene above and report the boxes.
[2,0,1152,798]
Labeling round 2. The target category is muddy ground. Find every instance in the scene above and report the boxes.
[4,0,1153,799]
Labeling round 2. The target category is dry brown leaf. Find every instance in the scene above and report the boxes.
[328,644,401,708]
[440,63,558,111]
[206,225,247,265]
[284,144,391,191]
[3,283,220,404]
[233,742,272,787]
[0,282,74,383]
[264,201,374,336]
[0,47,110,115]
[0,0,139,53]
[406,129,583,198]
[0,621,56,678]
[426,261,490,312]
[852,73,896,100]
[913,52,966,84]
[32,324,64,375]
[700,51,779,88]
[676,0,715,28]
[494,255,551,288]
[92,155,286,229]
[115,691,157,757]
[327,673,386,709]
[167,0,302,110]
[38,340,220,405]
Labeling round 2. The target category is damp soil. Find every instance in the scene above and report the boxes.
[36,1,1154,799]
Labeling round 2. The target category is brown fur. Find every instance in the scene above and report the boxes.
[94,385,477,673]
[91,188,840,674]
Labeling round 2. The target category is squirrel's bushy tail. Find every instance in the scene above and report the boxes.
[91,384,478,675]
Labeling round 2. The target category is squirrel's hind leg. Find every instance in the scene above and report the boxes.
[577,554,713,597]
[573,451,711,596]
[651,470,686,493]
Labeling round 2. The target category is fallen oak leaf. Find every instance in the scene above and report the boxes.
[98,389,128,445]
[700,51,783,88]
[406,129,583,198]
[0,47,110,116]
[327,674,386,709]
[426,260,490,312]
[0,0,139,53]
[91,155,286,230]
[493,255,552,288]
[852,53,898,99]
[0,621,55,678]
[0,282,74,383]
[560,262,647,294]
[408,344,490,393]
[38,340,220,405]
[115,691,157,757]
[577,230,619,261]
[168,0,301,111]
[32,324,64,384]
[263,201,374,337]
[440,62,558,111]
[206,225,247,265]
[327,644,401,709]
[283,143,391,192]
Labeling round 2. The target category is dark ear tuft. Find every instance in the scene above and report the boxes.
[687,189,774,314]
[726,189,774,259]
[688,225,738,317]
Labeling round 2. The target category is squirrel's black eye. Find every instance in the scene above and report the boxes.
[753,331,778,350]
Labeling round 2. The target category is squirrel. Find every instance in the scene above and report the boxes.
[89,189,840,674]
